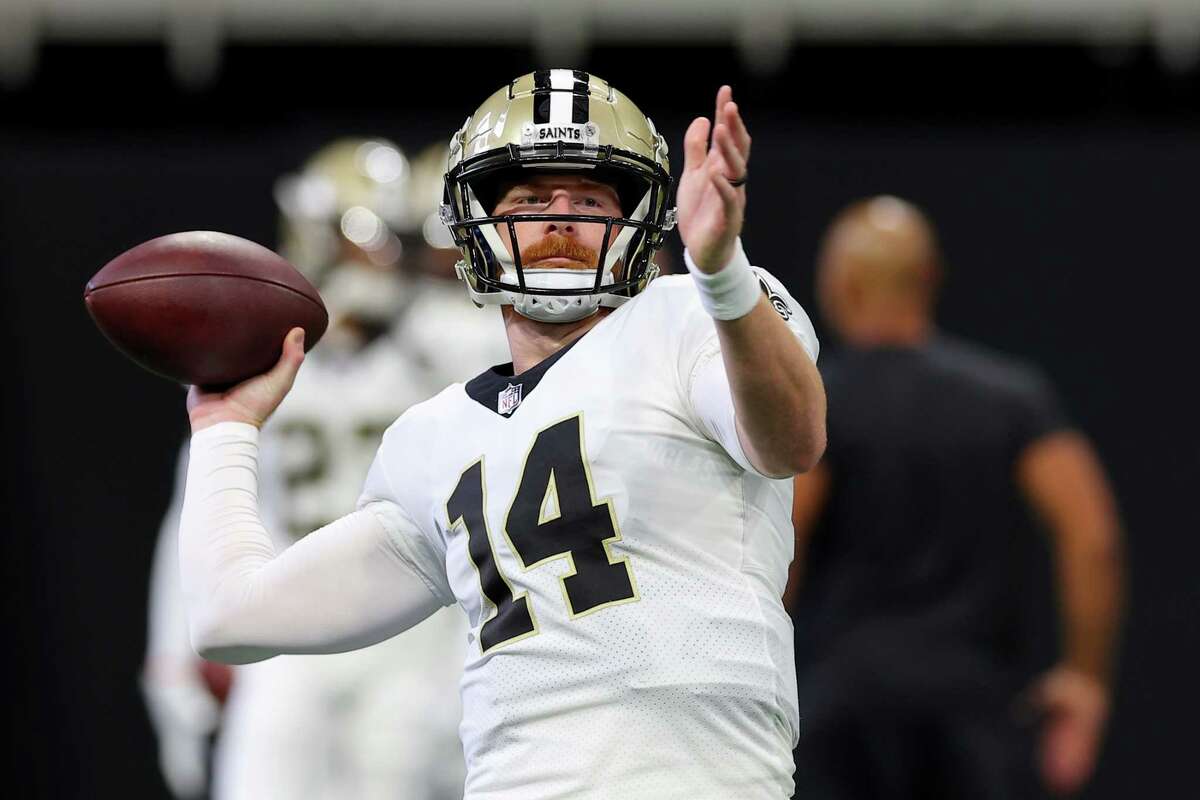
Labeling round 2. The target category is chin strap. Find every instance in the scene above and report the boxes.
[456,261,660,323]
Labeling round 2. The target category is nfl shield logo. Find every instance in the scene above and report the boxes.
[498,383,523,416]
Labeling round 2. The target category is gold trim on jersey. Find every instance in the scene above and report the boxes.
[538,469,562,525]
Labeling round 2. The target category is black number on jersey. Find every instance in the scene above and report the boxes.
[446,414,638,654]
[447,459,537,653]
[506,415,636,615]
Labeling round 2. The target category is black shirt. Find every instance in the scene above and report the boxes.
[791,334,1068,682]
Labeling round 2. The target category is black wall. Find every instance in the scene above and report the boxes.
[3,43,1197,797]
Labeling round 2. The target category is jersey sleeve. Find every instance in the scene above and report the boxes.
[673,256,819,476]
[748,267,820,363]
[358,441,457,608]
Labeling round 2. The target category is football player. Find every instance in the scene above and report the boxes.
[175,72,826,798]
[142,137,509,799]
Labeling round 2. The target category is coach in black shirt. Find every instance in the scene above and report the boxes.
[787,197,1123,799]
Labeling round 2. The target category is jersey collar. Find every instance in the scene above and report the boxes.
[464,337,582,418]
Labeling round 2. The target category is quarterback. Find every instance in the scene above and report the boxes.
[179,71,826,798]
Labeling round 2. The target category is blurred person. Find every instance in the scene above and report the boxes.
[141,137,510,799]
[172,71,826,799]
[786,196,1124,799]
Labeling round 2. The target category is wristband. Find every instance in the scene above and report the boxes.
[684,239,761,321]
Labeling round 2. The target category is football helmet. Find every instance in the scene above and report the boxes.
[274,137,416,328]
[442,70,676,323]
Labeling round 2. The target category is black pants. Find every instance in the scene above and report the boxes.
[792,628,1045,800]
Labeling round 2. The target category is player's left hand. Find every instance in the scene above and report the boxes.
[676,85,751,274]
[1027,665,1110,796]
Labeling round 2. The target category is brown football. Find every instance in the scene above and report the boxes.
[84,231,327,387]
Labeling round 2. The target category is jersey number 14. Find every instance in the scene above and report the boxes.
[446,414,638,653]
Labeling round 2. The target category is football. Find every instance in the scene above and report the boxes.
[84,231,328,387]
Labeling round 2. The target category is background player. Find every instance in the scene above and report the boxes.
[786,196,1124,799]
[141,137,509,799]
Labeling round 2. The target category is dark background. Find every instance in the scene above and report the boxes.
[2,42,1197,797]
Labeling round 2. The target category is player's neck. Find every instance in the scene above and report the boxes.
[502,307,613,374]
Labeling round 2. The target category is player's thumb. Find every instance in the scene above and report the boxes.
[253,327,304,401]
[272,327,306,387]
[282,327,306,364]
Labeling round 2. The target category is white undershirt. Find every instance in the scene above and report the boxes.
[180,422,443,664]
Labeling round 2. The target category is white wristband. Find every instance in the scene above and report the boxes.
[684,239,761,321]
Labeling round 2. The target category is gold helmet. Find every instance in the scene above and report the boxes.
[442,69,676,323]
[274,137,416,286]
[274,137,446,334]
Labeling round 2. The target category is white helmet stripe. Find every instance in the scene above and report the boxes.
[550,70,575,124]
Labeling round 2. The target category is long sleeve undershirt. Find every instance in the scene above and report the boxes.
[179,422,444,664]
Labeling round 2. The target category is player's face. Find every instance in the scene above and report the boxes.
[492,175,622,271]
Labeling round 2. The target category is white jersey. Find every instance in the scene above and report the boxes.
[359,270,818,799]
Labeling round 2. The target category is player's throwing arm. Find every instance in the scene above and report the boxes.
[177,334,447,663]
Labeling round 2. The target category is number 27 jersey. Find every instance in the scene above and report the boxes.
[358,271,818,800]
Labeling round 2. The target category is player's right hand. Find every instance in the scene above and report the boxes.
[187,327,306,432]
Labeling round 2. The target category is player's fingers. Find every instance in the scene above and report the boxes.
[714,125,747,182]
[702,147,731,190]
[723,100,752,158]
[709,163,740,212]
[683,117,711,173]
[714,85,733,129]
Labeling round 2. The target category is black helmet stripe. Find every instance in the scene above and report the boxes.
[529,69,592,127]
[533,70,551,124]
[571,70,591,124]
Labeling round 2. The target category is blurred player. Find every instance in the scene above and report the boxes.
[141,137,509,799]
[786,196,1124,799]
[173,72,826,798]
